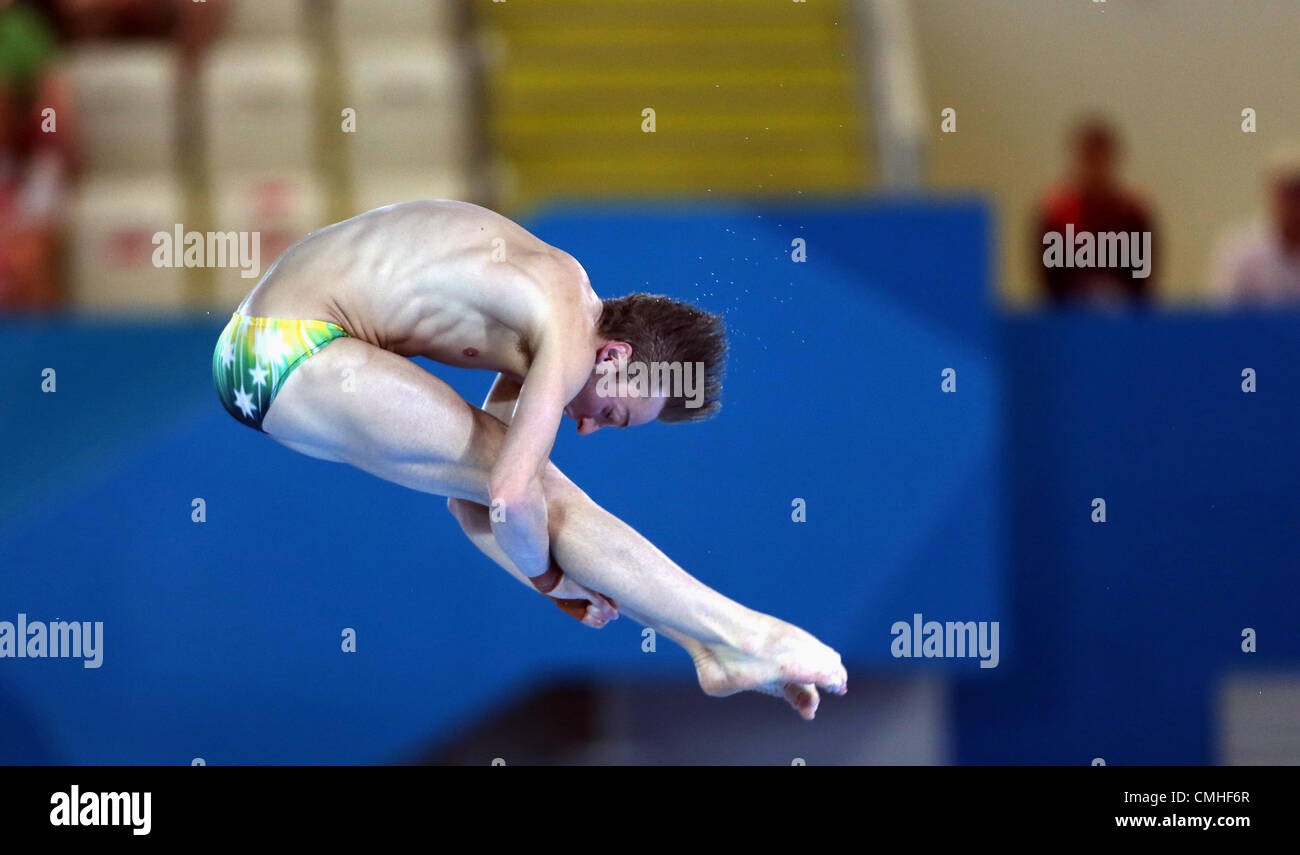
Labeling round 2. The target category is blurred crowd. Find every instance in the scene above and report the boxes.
[2,0,1297,314]
[1033,114,1300,307]
[1,0,473,314]
[0,0,222,309]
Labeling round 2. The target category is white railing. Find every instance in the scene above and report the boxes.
[859,0,927,189]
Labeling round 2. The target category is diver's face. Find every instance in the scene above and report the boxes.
[564,344,666,435]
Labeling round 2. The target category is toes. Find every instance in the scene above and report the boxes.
[814,658,848,695]
[779,662,847,696]
[783,683,819,720]
[819,675,848,695]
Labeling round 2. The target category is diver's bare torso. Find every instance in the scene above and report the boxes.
[239,199,602,383]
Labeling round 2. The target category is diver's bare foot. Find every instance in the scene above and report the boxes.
[690,642,825,720]
[737,617,848,696]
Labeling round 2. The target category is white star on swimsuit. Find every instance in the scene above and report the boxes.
[256,328,287,364]
[220,340,234,367]
[249,363,269,388]
[233,385,258,420]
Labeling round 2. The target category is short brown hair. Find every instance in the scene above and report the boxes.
[597,293,727,423]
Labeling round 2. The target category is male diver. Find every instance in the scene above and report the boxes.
[213,200,846,718]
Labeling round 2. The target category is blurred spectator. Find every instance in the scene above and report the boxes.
[1,0,226,310]
[1209,143,1300,305]
[40,0,223,67]
[0,0,70,309]
[1033,116,1158,305]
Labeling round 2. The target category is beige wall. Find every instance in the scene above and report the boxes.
[910,0,1300,304]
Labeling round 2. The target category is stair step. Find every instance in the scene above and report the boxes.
[510,152,864,188]
[490,83,854,114]
[475,0,851,28]
[495,130,860,160]
[492,64,853,90]
[494,24,851,66]
[493,109,857,136]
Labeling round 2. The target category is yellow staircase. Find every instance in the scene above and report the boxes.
[475,0,870,209]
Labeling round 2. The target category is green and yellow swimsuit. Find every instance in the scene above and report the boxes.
[212,313,349,432]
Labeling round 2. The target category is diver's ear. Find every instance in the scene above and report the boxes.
[597,340,632,362]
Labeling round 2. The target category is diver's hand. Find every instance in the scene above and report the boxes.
[546,574,619,628]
